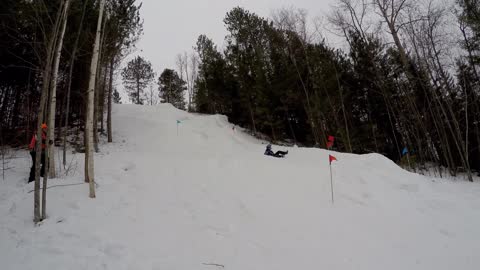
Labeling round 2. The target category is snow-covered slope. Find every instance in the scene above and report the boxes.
[1,104,480,270]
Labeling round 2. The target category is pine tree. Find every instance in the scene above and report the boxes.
[193,35,234,115]
[122,56,155,105]
[113,89,122,104]
[458,0,480,57]
[158,69,186,110]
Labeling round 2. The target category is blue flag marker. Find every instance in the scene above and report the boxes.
[402,147,408,156]
[176,120,181,136]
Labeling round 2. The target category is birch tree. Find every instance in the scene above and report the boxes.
[86,0,106,198]
[188,53,199,111]
[47,0,71,179]
[32,0,66,223]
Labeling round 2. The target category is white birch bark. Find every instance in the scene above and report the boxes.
[86,0,106,198]
[48,0,71,179]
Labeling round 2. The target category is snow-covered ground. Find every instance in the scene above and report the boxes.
[1,104,480,270]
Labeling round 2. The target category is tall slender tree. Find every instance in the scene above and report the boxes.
[85,0,106,198]
[122,56,155,105]
[47,0,71,179]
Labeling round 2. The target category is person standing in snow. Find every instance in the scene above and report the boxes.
[28,123,48,183]
[264,144,288,158]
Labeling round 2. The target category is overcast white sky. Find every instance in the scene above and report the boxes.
[134,0,336,74]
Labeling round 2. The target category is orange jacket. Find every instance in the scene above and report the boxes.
[29,132,47,150]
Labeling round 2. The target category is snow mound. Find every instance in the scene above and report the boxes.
[1,103,480,270]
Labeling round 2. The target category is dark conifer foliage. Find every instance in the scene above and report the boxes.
[0,0,142,146]
[158,69,187,110]
[189,5,480,178]
[121,56,155,105]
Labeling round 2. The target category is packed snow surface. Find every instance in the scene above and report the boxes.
[1,104,480,270]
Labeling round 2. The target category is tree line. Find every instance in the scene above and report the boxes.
[184,0,479,181]
[121,56,187,110]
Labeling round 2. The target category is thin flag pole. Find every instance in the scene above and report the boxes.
[330,162,334,204]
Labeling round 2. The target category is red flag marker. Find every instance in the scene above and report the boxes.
[328,154,338,204]
[328,135,335,142]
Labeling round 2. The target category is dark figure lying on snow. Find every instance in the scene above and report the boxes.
[264,144,288,158]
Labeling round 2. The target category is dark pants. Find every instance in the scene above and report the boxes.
[29,151,45,183]
[273,150,288,157]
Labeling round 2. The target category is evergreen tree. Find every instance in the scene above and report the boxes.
[458,0,480,59]
[122,56,155,105]
[194,35,234,115]
[113,89,122,104]
[158,69,187,110]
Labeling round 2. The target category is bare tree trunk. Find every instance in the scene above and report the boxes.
[333,63,352,152]
[405,18,455,174]
[42,124,50,220]
[63,0,88,168]
[476,116,480,169]
[188,53,198,111]
[465,85,469,178]
[183,52,191,109]
[284,108,297,145]
[93,63,102,153]
[93,16,108,153]
[93,71,100,152]
[34,82,49,223]
[107,57,114,143]
[374,0,450,172]
[85,0,106,198]
[459,18,480,82]
[33,0,65,223]
[291,56,319,145]
[429,38,473,181]
[136,76,140,105]
[48,0,71,178]
[272,8,321,146]
[270,123,277,142]
[329,0,400,155]
[100,67,108,133]
[84,101,88,183]
[248,102,257,134]
[383,96,402,159]
[26,69,32,144]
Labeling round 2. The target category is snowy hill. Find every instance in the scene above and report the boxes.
[1,104,480,270]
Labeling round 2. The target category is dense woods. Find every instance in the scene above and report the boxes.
[0,0,141,145]
[183,1,480,180]
[0,0,142,221]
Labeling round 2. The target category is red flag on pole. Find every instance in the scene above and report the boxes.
[328,135,335,142]
[328,154,337,204]
[329,155,337,164]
